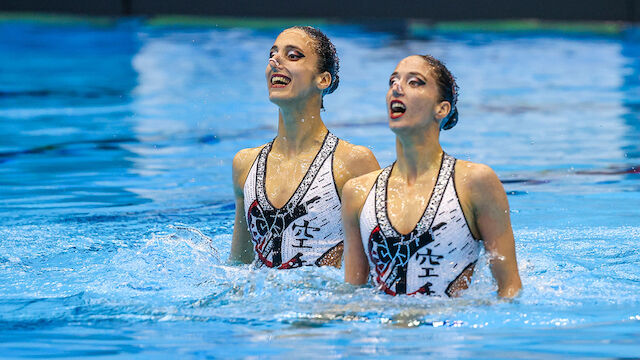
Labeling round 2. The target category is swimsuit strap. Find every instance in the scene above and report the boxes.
[255,141,274,211]
[373,164,394,238]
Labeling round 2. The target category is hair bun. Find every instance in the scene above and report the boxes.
[441,107,458,130]
[324,73,339,95]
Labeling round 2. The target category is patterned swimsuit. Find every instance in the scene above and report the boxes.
[243,132,344,269]
[359,153,481,296]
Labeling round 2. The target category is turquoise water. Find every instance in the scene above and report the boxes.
[1,18,639,358]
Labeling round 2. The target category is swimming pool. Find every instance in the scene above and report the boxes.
[1,15,639,358]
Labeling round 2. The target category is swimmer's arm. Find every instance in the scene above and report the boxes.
[229,149,256,264]
[470,165,522,298]
[230,196,254,264]
[342,177,371,285]
[331,143,379,268]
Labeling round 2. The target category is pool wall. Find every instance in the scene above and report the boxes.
[1,0,639,22]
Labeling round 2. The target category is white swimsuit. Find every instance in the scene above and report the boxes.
[243,132,344,269]
[359,153,481,296]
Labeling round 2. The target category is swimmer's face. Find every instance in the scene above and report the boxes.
[386,56,451,132]
[266,29,330,107]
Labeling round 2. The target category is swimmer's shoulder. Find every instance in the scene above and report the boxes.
[232,145,267,193]
[454,160,502,191]
[342,169,383,213]
[334,138,377,165]
[333,138,380,181]
[454,159,505,211]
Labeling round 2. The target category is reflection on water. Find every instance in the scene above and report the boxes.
[0,18,639,358]
[0,21,146,214]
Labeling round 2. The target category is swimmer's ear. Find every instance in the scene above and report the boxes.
[435,101,451,121]
[316,71,332,92]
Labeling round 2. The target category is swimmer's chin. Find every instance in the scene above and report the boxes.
[388,119,412,131]
[267,93,292,104]
[388,122,426,137]
[269,96,293,107]
[267,92,309,108]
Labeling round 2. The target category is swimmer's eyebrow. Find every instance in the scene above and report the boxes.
[407,72,427,80]
[284,45,304,53]
[389,72,427,81]
[270,45,305,53]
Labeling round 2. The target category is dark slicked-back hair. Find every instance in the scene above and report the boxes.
[290,26,340,109]
[420,55,459,130]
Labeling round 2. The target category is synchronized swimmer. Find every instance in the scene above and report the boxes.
[230,26,379,269]
[230,27,521,298]
[343,55,521,298]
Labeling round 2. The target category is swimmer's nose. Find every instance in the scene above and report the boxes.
[392,81,404,96]
[269,54,281,68]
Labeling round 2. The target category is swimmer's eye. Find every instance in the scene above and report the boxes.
[269,51,276,59]
[287,50,304,60]
[408,78,425,87]
[389,78,399,87]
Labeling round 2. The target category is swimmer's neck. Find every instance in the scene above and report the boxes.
[394,128,443,185]
[274,104,327,156]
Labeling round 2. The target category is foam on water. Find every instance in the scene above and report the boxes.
[3,223,639,330]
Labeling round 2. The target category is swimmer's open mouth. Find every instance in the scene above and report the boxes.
[390,100,406,119]
[271,74,291,88]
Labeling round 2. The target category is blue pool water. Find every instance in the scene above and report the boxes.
[1,17,639,358]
